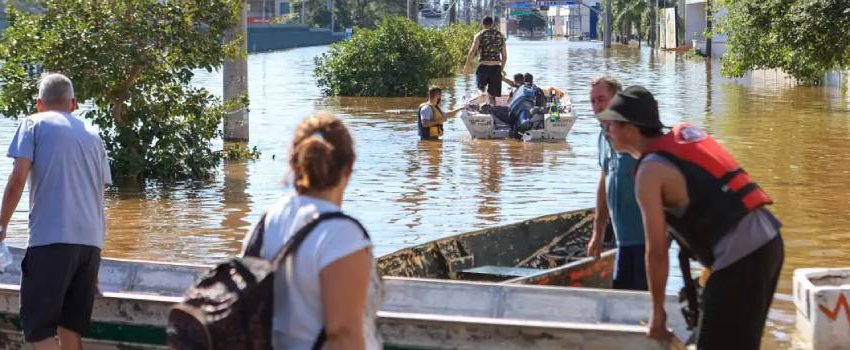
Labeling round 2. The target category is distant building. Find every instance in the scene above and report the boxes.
[544,1,601,39]
[685,0,727,58]
[247,0,294,24]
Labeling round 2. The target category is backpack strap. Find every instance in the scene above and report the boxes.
[243,212,268,258]
[272,212,369,350]
[270,211,369,267]
[246,211,369,350]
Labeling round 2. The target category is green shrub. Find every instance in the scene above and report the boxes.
[0,1,245,182]
[314,17,480,97]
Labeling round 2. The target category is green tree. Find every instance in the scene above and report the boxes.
[0,0,244,182]
[599,0,680,47]
[314,17,478,97]
[717,0,850,84]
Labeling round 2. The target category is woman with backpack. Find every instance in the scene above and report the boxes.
[244,112,382,350]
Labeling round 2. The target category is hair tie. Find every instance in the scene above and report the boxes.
[311,131,325,141]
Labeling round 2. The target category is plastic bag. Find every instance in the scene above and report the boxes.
[0,242,13,273]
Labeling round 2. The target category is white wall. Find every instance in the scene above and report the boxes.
[687,4,728,58]
[685,3,706,43]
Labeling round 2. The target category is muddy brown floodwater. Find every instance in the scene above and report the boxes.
[2,38,848,348]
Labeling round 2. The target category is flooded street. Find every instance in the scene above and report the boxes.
[1,38,848,348]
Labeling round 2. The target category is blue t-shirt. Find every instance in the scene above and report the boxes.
[598,132,645,247]
[6,111,112,249]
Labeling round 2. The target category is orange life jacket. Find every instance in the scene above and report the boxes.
[637,123,772,266]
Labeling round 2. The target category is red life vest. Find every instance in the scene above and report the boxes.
[637,123,772,266]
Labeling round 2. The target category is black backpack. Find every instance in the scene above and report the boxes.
[167,211,368,350]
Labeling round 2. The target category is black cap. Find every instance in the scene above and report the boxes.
[596,85,665,129]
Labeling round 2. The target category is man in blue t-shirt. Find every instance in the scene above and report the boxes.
[0,73,112,349]
[586,76,647,291]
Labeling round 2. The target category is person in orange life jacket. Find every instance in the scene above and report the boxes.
[418,87,461,140]
[463,16,507,106]
[597,86,783,349]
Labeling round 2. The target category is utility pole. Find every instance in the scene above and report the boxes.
[301,0,306,25]
[329,0,335,32]
[603,0,612,48]
[223,1,249,142]
[678,0,686,47]
[706,0,713,57]
[652,0,658,48]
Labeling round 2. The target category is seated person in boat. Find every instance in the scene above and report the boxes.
[418,86,461,140]
[503,73,525,99]
[506,73,547,136]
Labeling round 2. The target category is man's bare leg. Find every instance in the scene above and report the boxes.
[58,327,82,350]
[31,337,60,350]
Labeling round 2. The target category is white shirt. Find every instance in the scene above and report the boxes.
[243,195,383,350]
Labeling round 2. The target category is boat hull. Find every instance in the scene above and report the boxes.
[0,209,654,348]
[377,208,615,287]
[459,92,577,141]
[0,278,688,350]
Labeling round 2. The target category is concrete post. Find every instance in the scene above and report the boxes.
[407,0,418,23]
[223,1,249,142]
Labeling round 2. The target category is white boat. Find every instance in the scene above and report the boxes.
[0,254,688,349]
[0,210,690,349]
[460,92,578,141]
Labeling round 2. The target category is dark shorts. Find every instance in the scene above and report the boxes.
[697,235,783,349]
[613,244,648,291]
[475,65,502,97]
[20,243,101,342]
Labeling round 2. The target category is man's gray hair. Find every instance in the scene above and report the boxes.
[38,73,75,107]
[590,76,623,95]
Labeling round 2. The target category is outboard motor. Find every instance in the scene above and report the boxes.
[509,84,545,137]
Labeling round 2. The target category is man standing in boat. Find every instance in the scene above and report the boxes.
[418,86,461,140]
[586,76,648,291]
[463,16,507,106]
[597,86,783,349]
[0,73,112,350]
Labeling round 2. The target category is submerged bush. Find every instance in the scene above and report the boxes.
[314,17,480,97]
